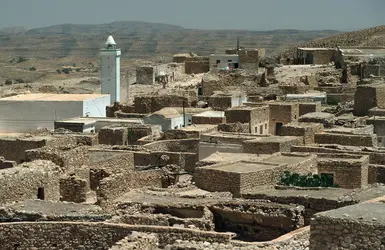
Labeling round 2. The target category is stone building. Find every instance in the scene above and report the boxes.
[243,136,303,154]
[143,108,192,132]
[269,102,299,135]
[279,122,324,145]
[354,84,385,116]
[310,202,385,250]
[136,66,155,85]
[0,160,61,204]
[296,48,336,65]
[192,111,225,125]
[225,105,269,134]
[185,57,210,74]
[317,154,369,189]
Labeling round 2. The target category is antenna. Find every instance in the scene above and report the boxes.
[109,25,112,35]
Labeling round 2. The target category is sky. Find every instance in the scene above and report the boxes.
[0,0,384,31]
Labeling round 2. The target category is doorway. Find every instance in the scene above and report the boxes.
[275,122,283,135]
[37,187,45,200]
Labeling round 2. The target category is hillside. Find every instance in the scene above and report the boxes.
[0,21,341,59]
[283,25,385,58]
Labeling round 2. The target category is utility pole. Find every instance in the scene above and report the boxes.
[237,37,240,51]
[182,99,186,128]
[126,72,130,103]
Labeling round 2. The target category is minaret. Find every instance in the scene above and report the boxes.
[100,34,121,104]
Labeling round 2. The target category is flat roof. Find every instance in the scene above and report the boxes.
[206,161,281,173]
[0,93,109,101]
[193,111,224,118]
[297,48,335,51]
[315,203,385,224]
[245,136,300,143]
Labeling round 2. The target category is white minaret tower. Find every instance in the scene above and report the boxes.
[100,35,121,104]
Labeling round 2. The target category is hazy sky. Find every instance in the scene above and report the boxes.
[1,0,384,31]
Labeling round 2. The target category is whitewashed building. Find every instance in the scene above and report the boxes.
[0,93,110,133]
[100,35,121,104]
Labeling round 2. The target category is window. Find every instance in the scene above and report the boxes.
[275,122,283,135]
[260,125,263,134]
[216,60,221,64]
[228,60,232,62]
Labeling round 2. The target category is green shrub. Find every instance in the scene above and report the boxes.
[279,171,338,188]
[29,67,36,71]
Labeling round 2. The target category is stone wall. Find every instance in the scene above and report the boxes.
[59,175,88,203]
[242,193,357,224]
[192,115,225,125]
[354,84,385,116]
[143,139,199,154]
[210,202,304,241]
[136,66,155,85]
[99,126,128,145]
[243,136,303,154]
[299,102,322,116]
[0,160,61,204]
[269,102,299,135]
[109,232,159,249]
[0,135,76,163]
[25,145,89,173]
[368,164,385,184]
[292,145,385,165]
[238,49,259,71]
[317,155,369,189]
[96,170,163,207]
[217,123,250,133]
[208,95,232,111]
[185,57,210,74]
[314,133,377,147]
[106,102,135,118]
[310,203,385,250]
[0,222,234,249]
[225,105,269,134]
[90,153,135,190]
[279,123,324,145]
[134,94,196,114]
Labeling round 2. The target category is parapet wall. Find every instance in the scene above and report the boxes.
[143,139,199,153]
[314,133,377,147]
[0,222,234,249]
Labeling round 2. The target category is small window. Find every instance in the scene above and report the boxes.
[260,125,263,134]
[216,60,220,64]
[228,60,232,62]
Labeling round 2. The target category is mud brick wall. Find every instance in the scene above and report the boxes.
[280,123,323,145]
[136,66,155,85]
[185,57,209,74]
[0,135,76,163]
[317,158,368,189]
[99,126,128,145]
[368,164,385,184]
[0,160,61,204]
[299,102,322,116]
[243,137,303,154]
[25,145,89,173]
[96,170,163,207]
[314,133,377,147]
[60,175,87,203]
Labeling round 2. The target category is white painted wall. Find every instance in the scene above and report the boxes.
[209,54,239,70]
[101,49,121,104]
[231,95,248,107]
[0,100,82,133]
[83,95,110,117]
